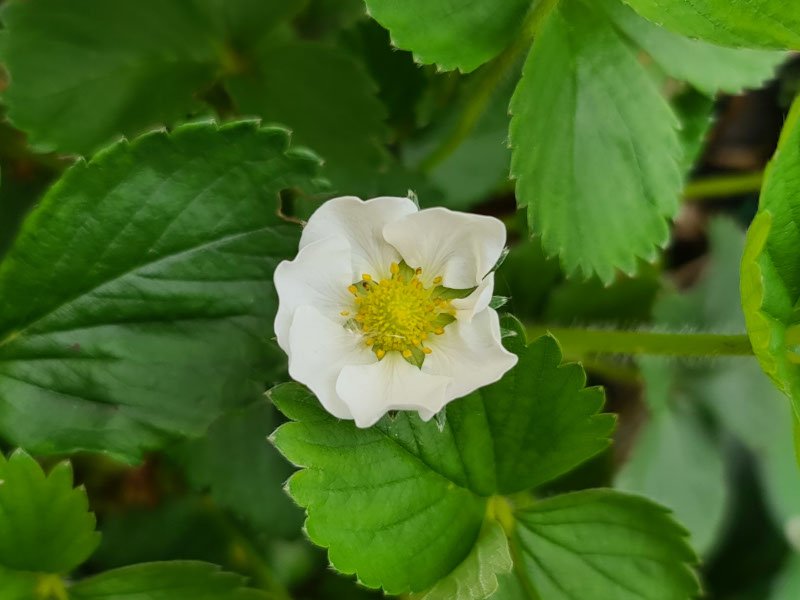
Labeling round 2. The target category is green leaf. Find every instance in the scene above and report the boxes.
[226,41,388,194]
[0,0,219,155]
[0,569,39,600]
[68,561,269,600]
[623,0,800,50]
[364,0,530,72]
[271,334,613,593]
[599,0,785,95]
[0,450,99,574]
[741,97,800,415]
[616,360,727,555]
[510,0,682,283]
[409,521,512,600]
[0,121,320,461]
[174,400,303,538]
[511,490,699,600]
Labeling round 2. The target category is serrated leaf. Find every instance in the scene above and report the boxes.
[226,41,387,194]
[271,333,613,593]
[599,0,785,95]
[623,0,800,50]
[68,561,269,600]
[0,121,320,461]
[510,0,682,283]
[364,0,530,72]
[0,0,219,155]
[511,490,699,600]
[0,450,99,574]
[409,521,512,600]
[174,400,302,538]
[741,97,800,416]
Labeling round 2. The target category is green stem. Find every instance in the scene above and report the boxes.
[419,0,560,173]
[683,171,764,201]
[527,325,753,357]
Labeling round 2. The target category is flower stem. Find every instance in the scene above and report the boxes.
[683,170,764,201]
[526,325,753,357]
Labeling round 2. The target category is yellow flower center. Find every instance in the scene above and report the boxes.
[345,262,456,364]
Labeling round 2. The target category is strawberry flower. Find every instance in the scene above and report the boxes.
[274,196,517,427]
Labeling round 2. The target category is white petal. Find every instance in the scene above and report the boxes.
[336,353,451,428]
[452,273,495,322]
[288,305,375,420]
[274,235,354,354]
[423,309,518,400]
[300,196,418,280]
[382,207,506,289]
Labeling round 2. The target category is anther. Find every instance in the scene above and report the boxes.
[348,285,358,295]
[415,267,423,275]
[402,349,412,358]
[376,349,386,359]
[423,347,432,355]
[362,273,372,282]
[390,262,400,275]
[434,327,445,335]
[433,276,443,285]
[340,310,350,316]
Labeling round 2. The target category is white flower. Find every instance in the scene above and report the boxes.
[274,196,518,427]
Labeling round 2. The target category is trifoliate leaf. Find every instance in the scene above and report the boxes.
[226,41,388,194]
[174,401,303,539]
[271,334,613,593]
[0,450,99,574]
[409,521,512,600]
[511,490,699,599]
[623,0,800,50]
[0,0,219,155]
[364,0,530,72]
[599,0,785,95]
[741,97,800,416]
[68,561,269,600]
[0,121,321,461]
[510,0,682,283]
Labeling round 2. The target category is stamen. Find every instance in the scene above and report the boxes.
[346,262,456,364]
[433,276,443,285]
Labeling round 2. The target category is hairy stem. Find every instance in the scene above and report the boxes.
[527,325,753,357]
[683,170,764,201]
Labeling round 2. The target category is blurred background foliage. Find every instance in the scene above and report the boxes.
[0,0,800,597]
